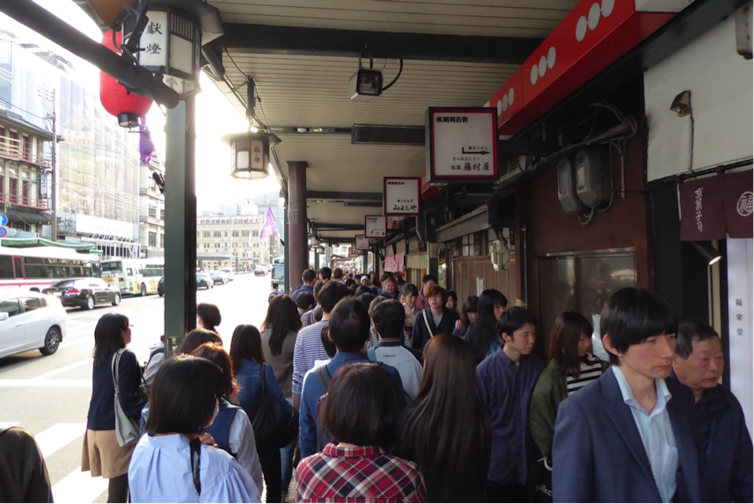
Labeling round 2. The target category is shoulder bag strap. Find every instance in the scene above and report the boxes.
[111,350,122,392]
[422,310,434,338]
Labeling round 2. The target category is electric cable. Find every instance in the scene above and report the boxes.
[381,59,403,93]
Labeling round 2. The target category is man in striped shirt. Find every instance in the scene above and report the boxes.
[292,280,350,410]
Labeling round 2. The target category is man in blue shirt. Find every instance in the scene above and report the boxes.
[476,307,544,502]
[552,288,700,503]
[291,269,317,303]
[299,298,404,459]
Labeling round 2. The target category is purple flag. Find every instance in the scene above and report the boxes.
[260,208,276,239]
[139,116,157,164]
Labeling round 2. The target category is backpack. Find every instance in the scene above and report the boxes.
[366,347,411,406]
[314,365,335,452]
[205,398,242,458]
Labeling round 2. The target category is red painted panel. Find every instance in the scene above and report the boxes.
[496,0,675,135]
[490,72,523,132]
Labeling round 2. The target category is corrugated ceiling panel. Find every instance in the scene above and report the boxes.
[209,0,578,37]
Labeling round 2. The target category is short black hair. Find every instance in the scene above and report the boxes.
[296,292,314,310]
[319,267,332,280]
[302,269,316,283]
[321,362,402,451]
[372,300,405,340]
[601,288,677,365]
[498,307,537,340]
[313,281,325,299]
[320,323,337,359]
[179,328,222,355]
[355,292,376,311]
[401,283,418,297]
[676,319,719,359]
[317,281,351,314]
[328,298,370,352]
[145,355,223,435]
[271,282,279,289]
[422,274,437,285]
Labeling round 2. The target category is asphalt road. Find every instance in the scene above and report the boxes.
[0,272,273,503]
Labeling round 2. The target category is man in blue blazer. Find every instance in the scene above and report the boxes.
[552,288,701,503]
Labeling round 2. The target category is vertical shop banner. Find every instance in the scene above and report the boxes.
[384,253,405,273]
[727,238,753,433]
[721,170,753,238]
[679,176,727,241]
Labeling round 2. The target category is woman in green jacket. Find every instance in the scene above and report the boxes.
[529,311,605,456]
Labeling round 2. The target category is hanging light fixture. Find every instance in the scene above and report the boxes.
[223,131,281,180]
[99,31,153,128]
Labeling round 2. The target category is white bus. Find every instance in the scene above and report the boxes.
[101,258,165,296]
[0,246,100,290]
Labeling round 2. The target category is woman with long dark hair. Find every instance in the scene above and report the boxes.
[453,295,479,338]
[465,289,507,363]
[529,311,604,457]
[259,296,300,497]
[230,324,294,503]
[197,303,222,335]
[128,355,260,502]
[400,334,490,502]
[82,314,146,503]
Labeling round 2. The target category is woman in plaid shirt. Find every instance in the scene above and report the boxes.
[295,362,427,503]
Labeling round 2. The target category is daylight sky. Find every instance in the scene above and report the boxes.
[30,0,281,212]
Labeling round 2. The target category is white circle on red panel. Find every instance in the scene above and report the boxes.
[576,16,588,42]
[547,46,556,69]
[497,99,503,116]
[602,0,615,17]
[508,88,514,105]
[502,94,509,111]
[538,55,547,77]
[588,3,601,30]
[530,64,539,85]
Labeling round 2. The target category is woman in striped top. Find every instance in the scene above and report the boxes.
[529,312,606,457]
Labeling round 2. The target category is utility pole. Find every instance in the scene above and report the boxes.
[49,88,57,242]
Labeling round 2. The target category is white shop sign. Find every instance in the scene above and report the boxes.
[426,107,498,181]
[355,235,370,251]
[384,177,420,216]
[365,215,386,238]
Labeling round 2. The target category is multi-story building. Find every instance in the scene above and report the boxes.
[196,212,267,271]
[138,158,165,258]
[0,107,51,234]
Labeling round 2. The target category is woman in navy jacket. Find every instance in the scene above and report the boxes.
[552,288,700,503]
[82,314,146,503]
[411,285,460,351]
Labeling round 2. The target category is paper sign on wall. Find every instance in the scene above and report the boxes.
[365,215,386,238]
[355,236,370,251]
[384,177,421,215]
[426,107,498,182]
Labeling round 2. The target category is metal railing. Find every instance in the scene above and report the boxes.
[3,193,49,210]
[0,136,51,168]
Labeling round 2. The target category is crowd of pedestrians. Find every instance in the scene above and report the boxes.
[6,267,751,504]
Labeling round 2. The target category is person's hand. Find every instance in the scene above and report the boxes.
[454,320,463,332]
[198,432,218,447]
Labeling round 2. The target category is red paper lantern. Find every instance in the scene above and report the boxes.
[99,31,152,128]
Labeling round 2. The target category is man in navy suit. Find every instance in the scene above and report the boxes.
[552,288,701,503]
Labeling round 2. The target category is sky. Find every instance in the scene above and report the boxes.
[31,0,281,212]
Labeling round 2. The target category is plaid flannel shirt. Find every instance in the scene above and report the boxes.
[296,444,427,503]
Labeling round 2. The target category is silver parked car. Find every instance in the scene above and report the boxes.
[0,290,68,358]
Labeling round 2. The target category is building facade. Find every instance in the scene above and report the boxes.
[196,212,267,271]
[138,158,165,258]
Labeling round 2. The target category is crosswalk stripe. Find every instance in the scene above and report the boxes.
[52,467,108,504]
[0,379,91,388]
[35,423,86,459]
[33,358,92,380]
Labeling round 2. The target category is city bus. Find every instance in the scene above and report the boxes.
[101,258,165,296]
[0,246,101,290]
[271,257,285,293]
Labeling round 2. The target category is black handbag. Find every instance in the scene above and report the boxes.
[251,363,299,449]
[527,455,553,503]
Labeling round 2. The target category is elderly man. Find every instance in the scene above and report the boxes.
[673,320,752,503]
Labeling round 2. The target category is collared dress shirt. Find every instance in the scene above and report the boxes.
[296,443,426,502]
[612,366,679,503]
[292,320,329,396]
[128,434,260,503]
[476,349,545,485]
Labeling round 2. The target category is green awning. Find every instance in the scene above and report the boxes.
[0,237,100,254]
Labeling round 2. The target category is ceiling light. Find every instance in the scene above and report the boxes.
[670,90,691,117]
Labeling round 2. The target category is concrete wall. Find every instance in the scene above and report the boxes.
[645,16,753,181]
